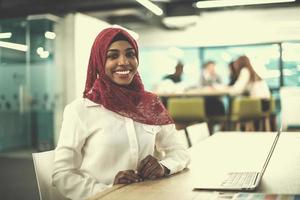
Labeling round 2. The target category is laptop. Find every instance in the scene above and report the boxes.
[193,129,282,191]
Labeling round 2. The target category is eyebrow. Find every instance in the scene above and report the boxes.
[107,48,135,53]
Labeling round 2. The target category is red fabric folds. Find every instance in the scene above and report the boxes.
[83,27,173,125]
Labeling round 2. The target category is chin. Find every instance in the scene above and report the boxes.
[114,80,133,86]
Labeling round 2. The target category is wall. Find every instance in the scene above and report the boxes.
[54,13,110,143]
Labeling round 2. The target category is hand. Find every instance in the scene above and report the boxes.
[137,155,169,180]
[113,170,142,185]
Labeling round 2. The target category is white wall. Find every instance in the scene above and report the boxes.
[136,7,300,47]
[54,13,110,143]
[74,13,110,99]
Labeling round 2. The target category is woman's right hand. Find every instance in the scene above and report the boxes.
[113,170,142,185]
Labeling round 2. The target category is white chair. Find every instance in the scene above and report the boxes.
[32,150,65,200]
[186,122,210,146]
[176,129,190,149]
[280,86,300,130]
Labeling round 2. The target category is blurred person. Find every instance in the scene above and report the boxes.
[201,61,222,87]
[153,61,186,106]
[228,55,272,131]
[163,61,184,83]
[228,60,238,86]
[52,27,190,200]
[201,61,225,116]
[229,55,271,107]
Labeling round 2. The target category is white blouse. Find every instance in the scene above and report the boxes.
[52,98,190,200]
[229,68,271,99]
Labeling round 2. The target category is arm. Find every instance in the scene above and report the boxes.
[155,124,190,175]
[229,68,250,95]
[52,105,110,200]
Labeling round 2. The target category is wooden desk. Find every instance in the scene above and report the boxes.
[88,132,300,200]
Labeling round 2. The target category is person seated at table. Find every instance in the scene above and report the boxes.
[163,60,184,83]
[228,55,272,131]
[228,55,271,111]
[153,61,186,106]
[201,61,225,117]
[201,60,222,87]
[52,27,190,200]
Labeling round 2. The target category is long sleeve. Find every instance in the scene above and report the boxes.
[155,124,190,175]
[229,68,250,96]
[52,105,110,200]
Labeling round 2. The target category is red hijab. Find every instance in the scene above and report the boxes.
[83,27,173,125]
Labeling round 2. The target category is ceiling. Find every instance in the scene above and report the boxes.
[0,0,300,29]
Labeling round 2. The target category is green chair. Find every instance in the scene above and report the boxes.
[167,97,207,133]
[229,97,264,131]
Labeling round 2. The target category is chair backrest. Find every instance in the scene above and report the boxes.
[280,86,300,130]
[32,150,65,200]
[176,129,189,149]
[167,97,206,122]
[186,122,210,146]
[231,97,262,120]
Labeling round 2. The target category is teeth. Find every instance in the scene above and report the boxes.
[115,70,130,75]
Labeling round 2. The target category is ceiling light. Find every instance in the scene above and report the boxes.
[195,0,296,8]
[0,41,28,52]
[0,32,12,39]
[136,0,163,16]
[45,31,56,39]
[163,15,199,28]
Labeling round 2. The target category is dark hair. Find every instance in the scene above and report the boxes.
[111,33,129,43]
[203,61,215,68]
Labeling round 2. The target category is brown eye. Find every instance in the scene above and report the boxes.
[107,53,118,59]
[126,51,136,58]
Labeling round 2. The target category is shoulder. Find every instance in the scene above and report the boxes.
[64,98,102,115]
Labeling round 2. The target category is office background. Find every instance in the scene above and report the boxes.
[0,1,300,199]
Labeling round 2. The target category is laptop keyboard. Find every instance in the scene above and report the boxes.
[221,172,258,187]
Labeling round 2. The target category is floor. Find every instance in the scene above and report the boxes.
[0,149,40,200]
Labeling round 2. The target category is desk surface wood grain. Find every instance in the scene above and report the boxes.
[88,132,300,200]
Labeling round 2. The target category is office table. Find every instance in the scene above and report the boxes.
[156,87,230,98]
[88,132,300,200]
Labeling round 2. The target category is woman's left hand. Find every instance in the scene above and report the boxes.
[137,155,169,180]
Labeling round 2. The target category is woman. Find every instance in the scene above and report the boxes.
[229,55,271,102]
[52,27,190,200]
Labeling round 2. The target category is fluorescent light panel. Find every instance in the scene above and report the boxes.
[195,0,296,8]
[0,32,12,39]
[136,0,163,16]
[0,41,28,52]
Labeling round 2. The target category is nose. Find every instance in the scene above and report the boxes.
[118,54,129,65]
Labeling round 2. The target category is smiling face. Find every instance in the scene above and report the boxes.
[105,40,138,86]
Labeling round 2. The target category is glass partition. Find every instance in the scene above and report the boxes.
[282,42,300,87]
[0,16,57,151]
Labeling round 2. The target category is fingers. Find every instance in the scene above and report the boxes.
[137,155,165,179]
[137,155,152,174]
[114,170,142,185]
